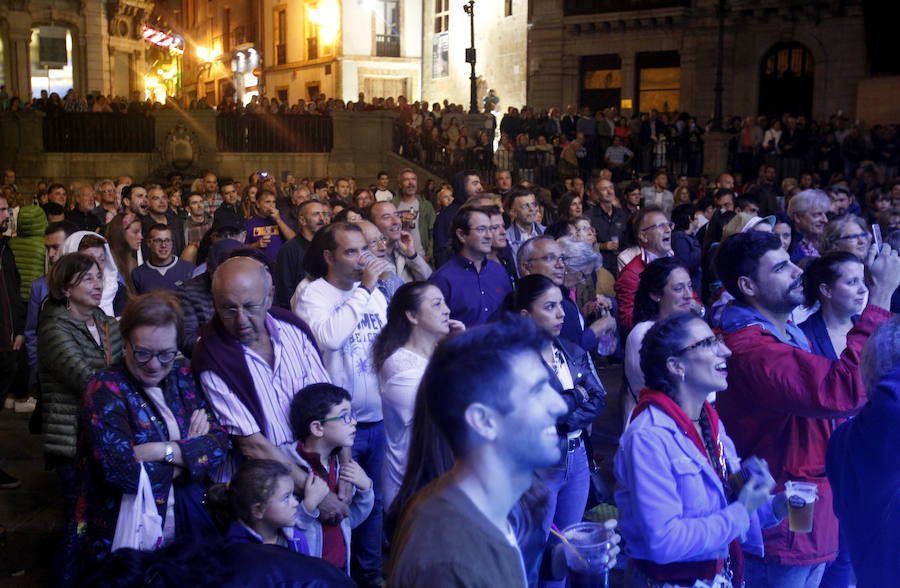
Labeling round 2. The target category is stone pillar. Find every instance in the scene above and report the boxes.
[6,12,33,99]
[703,130,729,176]
[81,0,108,94]
[620,52,636,118]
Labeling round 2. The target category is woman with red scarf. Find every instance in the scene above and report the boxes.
[614,313,788,588]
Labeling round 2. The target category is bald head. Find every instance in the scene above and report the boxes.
[212,257,273,345]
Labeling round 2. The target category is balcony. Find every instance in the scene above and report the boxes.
[276,43,287,65]
[42,113,154,152]
[376,34,400,57]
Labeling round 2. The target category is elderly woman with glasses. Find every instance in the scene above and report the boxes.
[67,292,230,582]
[615,313,787,588]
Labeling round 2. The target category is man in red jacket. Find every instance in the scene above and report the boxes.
[714,230,900,587]
[614,205,673,331]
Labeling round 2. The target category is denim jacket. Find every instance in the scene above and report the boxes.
[614,405,779,564]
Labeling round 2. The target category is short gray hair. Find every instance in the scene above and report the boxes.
[787,189,831,219]
[557,237,602,274]
[820,215,868,254]
[860,315,900,395]
[516,235,556,276]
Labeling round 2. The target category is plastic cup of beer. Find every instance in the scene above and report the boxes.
[562,522,612,588]
[785,481,818,533]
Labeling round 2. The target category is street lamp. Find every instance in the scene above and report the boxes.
[463,1,477,114]
[710,0,726,132]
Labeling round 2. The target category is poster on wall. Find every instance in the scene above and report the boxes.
[432,32,448,79]
[38,26,68,68]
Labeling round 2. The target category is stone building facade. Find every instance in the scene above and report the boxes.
[0,0,161,100]
[423,0,869,121]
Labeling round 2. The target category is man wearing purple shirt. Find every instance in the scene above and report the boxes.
[245,189,296,261]
[428,207,512,327]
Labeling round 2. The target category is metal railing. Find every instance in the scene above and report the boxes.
[376,34,400,57]
[42,113,155,152]
[216,113,333,152]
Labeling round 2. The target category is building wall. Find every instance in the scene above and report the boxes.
[421,0,527,111]
[527,0,868,121]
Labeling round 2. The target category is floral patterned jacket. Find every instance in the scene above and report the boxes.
[70,362,230,567]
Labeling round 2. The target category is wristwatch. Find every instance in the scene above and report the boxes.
[163,443,175,464]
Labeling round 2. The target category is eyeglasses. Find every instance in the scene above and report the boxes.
[675,333,725,356]
[129,341,178,365]
[834,232,870,242]
[318,410,358,425]
[366,235,388,248]
[150,238,173,245]
[528,253,568,265]
[641,221,675,232]
[219,295,268,319]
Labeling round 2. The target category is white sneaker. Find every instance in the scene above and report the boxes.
[3,398,13,410]
[13,398,36,413]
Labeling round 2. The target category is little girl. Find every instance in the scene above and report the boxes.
[207,459,310,555]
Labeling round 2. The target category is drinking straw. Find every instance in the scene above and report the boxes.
[549,523,588,568]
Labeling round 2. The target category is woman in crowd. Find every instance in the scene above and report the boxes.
[820,214,871,259]
[104,212,144,294]
[69,292,230,581]
[615,312,786,588]
[624,258,695,425]
[556,237,617,354]
[38,252,124,518]
[511,274,606,587]
[772,210,794,252]
[59,231,128,316]
[372,282,463,510]
[799,252,865,588]
[827,315,900,588]
[556,191,583,222]
[241,184,258,219]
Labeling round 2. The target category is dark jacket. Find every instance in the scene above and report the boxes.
[0,237,25,350]
[177,272,215,358]
[827,366,900,588]
[37,302,123,457]
[546,336,606,432]
[273,234,311,309]
[432,171,471,268]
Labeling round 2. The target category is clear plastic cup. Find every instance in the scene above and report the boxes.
[562,522,612,588]
[785,481,818,533]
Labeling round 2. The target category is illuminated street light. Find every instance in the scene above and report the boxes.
[309,0,340,46]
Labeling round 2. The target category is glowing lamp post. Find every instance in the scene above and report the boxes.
[463,1,477,114]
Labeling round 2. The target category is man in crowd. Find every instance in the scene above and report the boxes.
[294,222,391,587]
[374,171,393,203]
[504,187,545,264]
[614,206,673,330]
[202,172,222,214]
[0,192,24,488]
[276,185,310,230]
[603,135,634,182]
[46,184,67,207]
[143,184,185,256]
[183,192,212,249]
[213,180,243,230]
[640,170,674,216]
[493,169,513,199]
[392,169,435,261]
[65,185,100,232]
[131,224,195,294]
[484,205,517,287]
[433,170,483,267]
[91,179,118,227]
[245,189,296,262]
[746,164,780,216]
[355,219,404,303]
[195,257,346,523]
[333,178,352,208]
[370,201,432,283]
[430,207,511,327]
[715,231,900,586]
[274,199,330,308]
[389,319,617,586]
[121,184,149,218]
[586,177,627,275]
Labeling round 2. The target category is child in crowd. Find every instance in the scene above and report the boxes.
[283,383,374,573]
[207,459,310,555]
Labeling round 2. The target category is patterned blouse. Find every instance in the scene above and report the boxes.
[67,363,230,575]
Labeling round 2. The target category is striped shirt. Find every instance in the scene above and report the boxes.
[200,314,330,480]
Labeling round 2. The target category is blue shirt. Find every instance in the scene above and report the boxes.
[132,258,196,294]
[428,253,513,327]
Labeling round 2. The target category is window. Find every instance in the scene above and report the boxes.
[0,36,5,88]
[223,8,231,53]
[376,0,400,57]
[306,1,338,59]
[30,26,74,99]
[505,0,513,17]
[434,0,449,34]
[274,7,287,65]
[636,51,680,114]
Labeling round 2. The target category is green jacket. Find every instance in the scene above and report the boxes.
[392,193,436,260]
[37,303,123,458]
[8,206,48,300]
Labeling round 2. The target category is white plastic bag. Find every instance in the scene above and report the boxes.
[111,462,164,551]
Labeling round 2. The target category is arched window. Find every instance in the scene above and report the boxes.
[759,42,814,118]
[30,26,74,98]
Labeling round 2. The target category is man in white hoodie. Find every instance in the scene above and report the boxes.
[293,221,391,587]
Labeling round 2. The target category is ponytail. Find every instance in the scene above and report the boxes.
[204,459,291,533]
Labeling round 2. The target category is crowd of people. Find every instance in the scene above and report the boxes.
[1,108,900,587]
